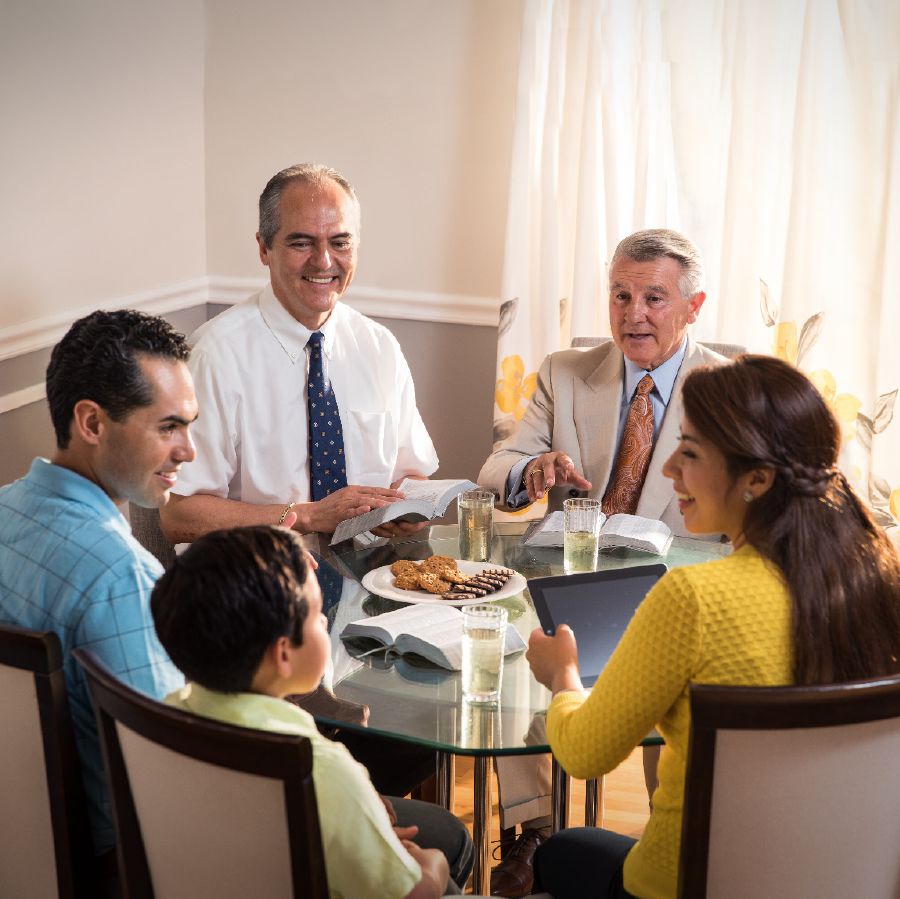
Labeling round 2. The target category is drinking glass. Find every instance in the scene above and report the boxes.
[564,497,601,573]
[461,604,507,703]
[458,490,494,562]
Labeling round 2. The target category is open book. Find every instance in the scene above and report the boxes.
[330,478,478,545]
[340,603,526,670]
[523,510,673,555]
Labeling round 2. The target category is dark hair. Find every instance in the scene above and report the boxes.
[46,309,190,449]
[681,355,900,684]
[151,527,312,693]
[258,162,359,248]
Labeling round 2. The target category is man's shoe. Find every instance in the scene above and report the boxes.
[490,828,545,897]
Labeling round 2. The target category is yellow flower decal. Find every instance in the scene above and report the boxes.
[809,369,863,441]
[891,487,900,521]
[495,354,537,421]
[773,321,798,364]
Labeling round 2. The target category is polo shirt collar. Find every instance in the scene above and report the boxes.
[623,335,688,404]
[29,458,128,533]
[259,283,342,363]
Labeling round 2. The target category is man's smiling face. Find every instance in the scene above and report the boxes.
[257,177,359,330]
[608,255,706,370]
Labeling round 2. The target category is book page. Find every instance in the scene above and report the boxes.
[341,604,526,670]
[600,514,672,553]
[395,478,478,514]
[342,603,462,645]
[523,511,564,546]
[330,497,429,544]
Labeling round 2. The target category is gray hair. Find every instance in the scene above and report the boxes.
[610,228,704,297]
[258,163,360,248]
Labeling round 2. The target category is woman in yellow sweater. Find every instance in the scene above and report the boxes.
[525,355,900,899]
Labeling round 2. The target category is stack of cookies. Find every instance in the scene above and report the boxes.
[390,556,515,601]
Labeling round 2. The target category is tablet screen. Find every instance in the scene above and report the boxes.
[528,565,667,687]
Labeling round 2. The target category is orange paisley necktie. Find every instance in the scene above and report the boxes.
[602,374,655,516]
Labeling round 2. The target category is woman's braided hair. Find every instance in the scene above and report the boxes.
[681,355,900,684]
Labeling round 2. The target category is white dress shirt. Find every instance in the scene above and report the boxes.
[175,284,438,504]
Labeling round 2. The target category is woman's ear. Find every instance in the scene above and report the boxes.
[741,467,775,502]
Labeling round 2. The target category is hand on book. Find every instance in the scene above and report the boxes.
[524,452,592,502]
[369,474,431,538]
[301,485,404,534]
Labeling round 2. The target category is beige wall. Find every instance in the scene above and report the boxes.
[204,0,520,298]
[0,0,207,332]
[0,1,521,483]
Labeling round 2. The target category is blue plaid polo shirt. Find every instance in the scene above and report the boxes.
[0,458,183,855]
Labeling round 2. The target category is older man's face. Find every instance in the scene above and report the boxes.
[257,178,359,330]
[608,256,706,370]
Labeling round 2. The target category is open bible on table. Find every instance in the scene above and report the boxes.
[340,604,526,670]
[330,478,478,545]
[523,510,673,555]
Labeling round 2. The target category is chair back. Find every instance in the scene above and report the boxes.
[73,649,328,899]
[128,503,176,569]
[570,336,747,360]
[0,624,93,899]
[680,676,900,898]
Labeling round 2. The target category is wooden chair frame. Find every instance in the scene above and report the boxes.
[680,675,900,898]
[73,648,328,899]
[0,623,93,899]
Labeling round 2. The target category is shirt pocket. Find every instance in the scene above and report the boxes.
[343,409,397,487]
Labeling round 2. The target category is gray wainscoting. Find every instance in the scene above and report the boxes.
[0,304,499,492]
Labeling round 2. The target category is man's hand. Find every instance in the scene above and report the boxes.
[371,519,429,538]
[297,485,403,534]
[524,452,592,502]
[370,473,431,538]
[526,624,584,695]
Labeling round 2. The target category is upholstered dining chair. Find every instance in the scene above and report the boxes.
[570,336,747,360]
[73,648,328,899]
[0,623,93,899]
[679,675,900,898]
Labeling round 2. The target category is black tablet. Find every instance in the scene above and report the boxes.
[528,564,667,687]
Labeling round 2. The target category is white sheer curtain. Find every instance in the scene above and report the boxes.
[493,0,900,529]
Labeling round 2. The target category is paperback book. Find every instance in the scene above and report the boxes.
[330,478,478,545]
[340,603,526,670]
[522,510,673,555]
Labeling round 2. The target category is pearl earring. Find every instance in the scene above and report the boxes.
[743,491,754,503]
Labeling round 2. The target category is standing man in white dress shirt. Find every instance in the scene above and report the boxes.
[160,163,438,544]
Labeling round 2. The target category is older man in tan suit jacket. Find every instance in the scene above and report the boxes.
[479,229,729,897]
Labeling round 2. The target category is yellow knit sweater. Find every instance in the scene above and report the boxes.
[547,545,793,898]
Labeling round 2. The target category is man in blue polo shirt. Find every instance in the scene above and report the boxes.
[0,310,198,885]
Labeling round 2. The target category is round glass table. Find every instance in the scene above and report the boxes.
[308,521,729,893]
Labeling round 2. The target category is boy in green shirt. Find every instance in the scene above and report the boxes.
[151,526,468,898]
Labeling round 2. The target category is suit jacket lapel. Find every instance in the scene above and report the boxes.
[575,346,623,500]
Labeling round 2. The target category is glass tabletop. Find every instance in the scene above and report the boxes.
[310,522,730,756]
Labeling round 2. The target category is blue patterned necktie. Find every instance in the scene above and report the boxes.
[307,331,348,501]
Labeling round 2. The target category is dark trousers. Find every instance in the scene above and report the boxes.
[533,827,637,899]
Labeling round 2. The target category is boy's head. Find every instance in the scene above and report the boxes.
[151,526,328,696]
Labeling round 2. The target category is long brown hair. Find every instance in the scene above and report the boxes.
[681,355,900,684]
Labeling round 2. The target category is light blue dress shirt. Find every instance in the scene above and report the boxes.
[505,338,688,507]
[0,459,184,854]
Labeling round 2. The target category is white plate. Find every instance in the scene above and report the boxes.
[361,560,526,607]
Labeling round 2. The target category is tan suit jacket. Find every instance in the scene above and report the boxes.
[478,336,729,538]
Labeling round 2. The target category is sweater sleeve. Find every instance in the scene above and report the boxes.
[546,567,702,779]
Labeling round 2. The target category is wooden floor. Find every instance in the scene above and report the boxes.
[451,748,650,893]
